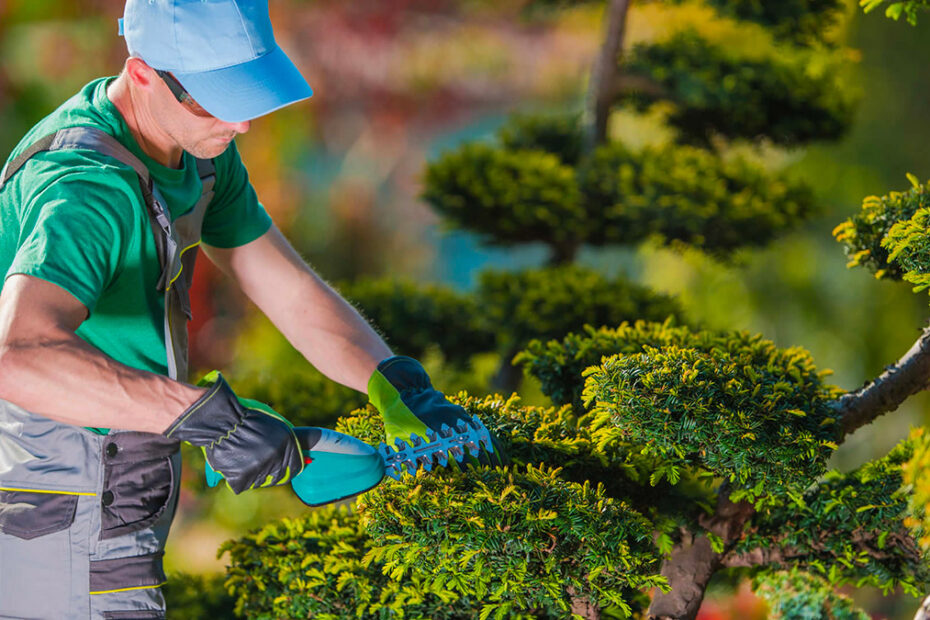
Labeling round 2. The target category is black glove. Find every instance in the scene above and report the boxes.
[164,372,303,494]
[368,355,507,467]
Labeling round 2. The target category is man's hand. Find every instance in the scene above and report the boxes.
[164,371,303,493]
[368,356,507,467]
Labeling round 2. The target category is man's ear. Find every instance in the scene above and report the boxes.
[124,57,156,90]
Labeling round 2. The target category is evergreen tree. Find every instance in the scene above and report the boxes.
[217,2,930,619]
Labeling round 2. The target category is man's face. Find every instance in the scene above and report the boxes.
[150,72,251,159]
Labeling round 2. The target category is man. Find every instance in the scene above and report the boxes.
[0,1,500,618]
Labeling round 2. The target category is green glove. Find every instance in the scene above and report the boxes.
[368,356,506,466]
[166,371,303,494]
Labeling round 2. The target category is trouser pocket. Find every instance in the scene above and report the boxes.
[99,433,179,540]
[0,489,80,618]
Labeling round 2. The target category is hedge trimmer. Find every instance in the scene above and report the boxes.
[205,417,496,506]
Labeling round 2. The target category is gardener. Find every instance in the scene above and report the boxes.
[0,1,500,618]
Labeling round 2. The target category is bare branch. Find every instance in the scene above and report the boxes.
[834,323,930,439]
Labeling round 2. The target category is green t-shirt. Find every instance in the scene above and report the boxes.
[0,77,272,380]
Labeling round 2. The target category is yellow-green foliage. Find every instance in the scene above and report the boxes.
[338,278,495,365]
[220,506,478,620]
[223,397,668,619]
[741,437,930,595]
[581,330,841,505]
[478,266,684,351]
[754,569,869,620]
[360,464,665,619]
[861,0,930,25]
[903,427,930,551]
[882,203,930,298]
[517,321,713,408]
[577,140,815,254]
[423,115,815,258]
[833,175,930,282]
[421,142,586,248]
[624,29,854,146]
[163,572,236,620]
[698,0,845,44]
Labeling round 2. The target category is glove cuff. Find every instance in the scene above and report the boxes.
[164,373,243,445]
[372,356,432,392]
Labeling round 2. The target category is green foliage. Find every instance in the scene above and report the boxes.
[358,393,714,524]
[833,176,930,282]
[578,141,816,254]
[163,572,237,620]
[699,0,846,44]
[497,112,583,166]
[360,463,665,619]
[338,278,496,364]
[581,327,841,505]
[478,265,683,352]
[421,142,586,249]
[517,321,698,408]
[223,396,670,619]
[903,427,930,551]
[753,569,870,620]
[221,506,476,620]
[623,31,855,146]
[861,0,930,24]
[227,365,367,429]
[423,114,814,258]
[741,438,930,595]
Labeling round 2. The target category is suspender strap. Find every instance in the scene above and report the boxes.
[0,126,217,381]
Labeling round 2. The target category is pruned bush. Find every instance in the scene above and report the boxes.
[577,140,816,254]
[753,569,869,620]
[163,572,236,620]
[478,266,684,353]
[624,30,854,146]
[740,437,930,594]
[833,175,930,282]
[579,326,841,505]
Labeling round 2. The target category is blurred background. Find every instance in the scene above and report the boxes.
[2,0,928,617]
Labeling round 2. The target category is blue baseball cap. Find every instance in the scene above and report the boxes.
[119,0,313,123]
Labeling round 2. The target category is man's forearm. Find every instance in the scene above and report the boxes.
[0,330,204,433]
[205,226,393,393]
[264,268,392,391]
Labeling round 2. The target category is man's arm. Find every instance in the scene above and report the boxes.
[203,224,393,393]
[0,274,204,432]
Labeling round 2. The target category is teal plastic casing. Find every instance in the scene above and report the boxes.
[205,426,386,506]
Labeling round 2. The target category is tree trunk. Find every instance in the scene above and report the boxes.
[582,0,631,153]
[568,587,602,620]
[647,491,754,620]
[491,344,525,394]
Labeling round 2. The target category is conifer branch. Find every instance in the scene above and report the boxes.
[834,323,930,438]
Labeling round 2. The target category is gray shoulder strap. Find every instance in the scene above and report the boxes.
[0,126,216,280]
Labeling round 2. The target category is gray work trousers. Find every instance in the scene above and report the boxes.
[0,400,181,619]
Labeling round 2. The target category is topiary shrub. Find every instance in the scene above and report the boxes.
[163,572,236,620]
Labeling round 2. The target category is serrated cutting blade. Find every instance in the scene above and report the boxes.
[377,417,496,480]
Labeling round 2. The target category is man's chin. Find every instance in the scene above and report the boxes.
[186,140,233,159]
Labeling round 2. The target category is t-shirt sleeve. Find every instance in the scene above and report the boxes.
[200,141,273,248]
[6,172,137,314]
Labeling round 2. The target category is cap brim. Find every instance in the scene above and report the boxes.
[174,45,312,123]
